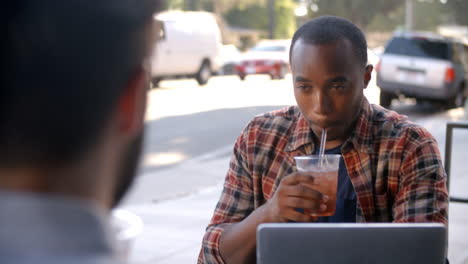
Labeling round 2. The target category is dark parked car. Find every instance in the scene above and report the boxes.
[376,31,468,108]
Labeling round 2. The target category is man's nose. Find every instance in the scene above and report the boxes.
[312,90,332,115]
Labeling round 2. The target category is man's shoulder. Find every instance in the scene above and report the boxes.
[369,104,435,143]
[1,254,121,264]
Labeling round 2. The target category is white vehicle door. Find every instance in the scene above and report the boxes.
[153,20,193,76]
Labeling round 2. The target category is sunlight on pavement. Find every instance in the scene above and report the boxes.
[144,152,186,166]
[169,137,190,144]
[145,75,296,121]
[447,107,467,120]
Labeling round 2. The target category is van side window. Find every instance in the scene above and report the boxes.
[159,21,166,41]
[154,19,166,41]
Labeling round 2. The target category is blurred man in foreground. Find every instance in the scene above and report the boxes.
[199,16,448,264]
[2,1,162,263]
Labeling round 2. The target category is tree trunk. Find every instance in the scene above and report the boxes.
[213,1,223,16]
[268,0,275,39]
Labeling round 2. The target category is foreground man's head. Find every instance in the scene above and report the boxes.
[3,0,163,209]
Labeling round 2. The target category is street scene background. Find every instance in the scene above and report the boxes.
[118,0,468,263]
[120,75,468,264]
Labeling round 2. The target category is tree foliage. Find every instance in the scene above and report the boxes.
[274,0,297,38]
[446,0,468,25]
[164,0,457,36]
[224,4,269,31]
[367,0,450,32]
[166,0,266,14]
[306,0,404,31]
[224,0,295,39]
[412,0,451,31]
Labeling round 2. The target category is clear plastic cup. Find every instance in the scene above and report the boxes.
[294,154,341,217]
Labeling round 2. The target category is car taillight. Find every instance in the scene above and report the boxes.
[445,67,455,83]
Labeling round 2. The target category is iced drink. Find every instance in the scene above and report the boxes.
[294,155,340,217]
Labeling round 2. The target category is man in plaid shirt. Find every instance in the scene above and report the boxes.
[199,16,448,264]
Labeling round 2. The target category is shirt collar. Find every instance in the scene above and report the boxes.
[0,191,116,256]
[286,98,375,154]
[344,98,376,153]
[286,109,315,152]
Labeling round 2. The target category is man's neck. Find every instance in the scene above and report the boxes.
[0,167,108,210]
[0,167,50,192]
[324,139,345,150]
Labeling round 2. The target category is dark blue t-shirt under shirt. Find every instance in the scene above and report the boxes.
[314,145,356,223]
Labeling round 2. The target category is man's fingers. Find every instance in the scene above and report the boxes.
[268,172,329,223]
[283,196,320,210]
[281,184,326,201]
[281,172,315,185]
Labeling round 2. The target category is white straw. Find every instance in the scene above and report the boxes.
[319,128,327,167]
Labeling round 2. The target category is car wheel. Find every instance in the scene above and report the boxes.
[278,64,288,79]
[196,60,211,86]
[151,77,162,89]
[379,90,393,108]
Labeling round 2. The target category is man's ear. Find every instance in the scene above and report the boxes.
[363,64,373,89]
[117,68,148,136]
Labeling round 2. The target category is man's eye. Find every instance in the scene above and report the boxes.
[297,85,311,90]
[330,83,345,90]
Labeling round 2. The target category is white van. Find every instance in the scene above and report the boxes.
[151,11,223,87]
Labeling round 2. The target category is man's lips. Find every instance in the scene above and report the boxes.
[305,113,342,129]
[308,120,341,129]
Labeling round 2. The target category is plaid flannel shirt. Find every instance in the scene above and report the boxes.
[199,99,448,264]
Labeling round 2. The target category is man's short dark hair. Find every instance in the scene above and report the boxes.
[290,16,368,66]
[3,0,163,166]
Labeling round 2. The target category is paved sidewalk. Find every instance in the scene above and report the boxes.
[125,184,224,264]
[122,108,468,264]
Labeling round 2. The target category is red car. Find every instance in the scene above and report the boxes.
[236,40,291,80]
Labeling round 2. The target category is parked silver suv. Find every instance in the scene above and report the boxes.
[376,31,467,108]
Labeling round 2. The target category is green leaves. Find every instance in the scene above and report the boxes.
[306,0,404,31]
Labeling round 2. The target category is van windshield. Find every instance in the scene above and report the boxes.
[385,37,451,60]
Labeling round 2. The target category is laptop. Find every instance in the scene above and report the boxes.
[257,223,446,264]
